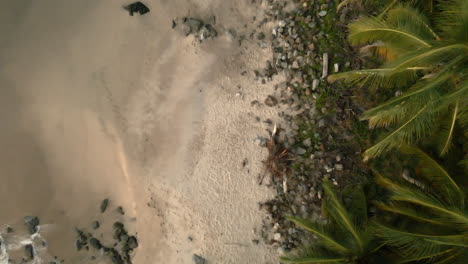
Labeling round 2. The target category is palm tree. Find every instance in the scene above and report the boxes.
[374,145,468,263]
[280,179,391,264]
[330,0,468,160]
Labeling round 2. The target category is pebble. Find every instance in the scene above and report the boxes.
[264,95,278,107]
[296,147,307,155]
[318,11,328,17]
[335,164,344,171]
[273,233,282,241]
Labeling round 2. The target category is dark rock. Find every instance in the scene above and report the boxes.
[24,216,40,234]
[24,244,34,260]
[6,226,14,233]
[124,2,150,16]
[127,236,138,249]
[89,238,102,250]
[101,199,109,213]
[184,18,203,33]
[264,96,278,107]
[92,221,100,229]
[257,32,266,40]
[117,206,125,215]
[193,254,207,264]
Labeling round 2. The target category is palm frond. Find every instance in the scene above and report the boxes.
[342,185,367,228]
[363,105,434,159]
[376,174,468,225]
[281,250,347,264]
[361,74,448,128]
[399,145,464,206]
[348,6,436,53]
[322,180,365,252]
[436,0,468,42]
[375,201,446,226]
[386,5,439,40]
[374,223,468,261]
[285,216,350,255]
[387,44,468,72]
[328,68,420,90]
[398,248,457,263]
[434,102,460,156]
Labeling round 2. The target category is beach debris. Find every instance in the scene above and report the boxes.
[125,2,150,16]
[322,53,329,79]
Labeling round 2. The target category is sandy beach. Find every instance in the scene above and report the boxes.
[0,0,280,263]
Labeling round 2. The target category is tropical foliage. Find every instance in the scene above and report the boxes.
[330,0,468,160]
[374,145,468,263]
[280,180,391,264]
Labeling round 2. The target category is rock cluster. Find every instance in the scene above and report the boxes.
[254,0,368,253]
[75,199,138,264]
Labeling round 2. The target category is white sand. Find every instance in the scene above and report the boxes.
[0,0,280,263]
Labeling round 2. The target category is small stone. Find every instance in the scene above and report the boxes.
[336,155,342,162]
[24,216,40,234]
[6,226,14,233]
[127,236,138,249]
[291,60,299,69]
[296,147,307,155]
[257,32,265,40]
[303,138,312,147]
[117,206,125,215]
[318,11,328,17]
[318,119,326,128]
[264,95,278,107]
[273,233,281,241]
[335,164,344,171]
[312,79,320,90]
[100,199,109,213]
[227,28,237,40]
[89,238,102,250]
[254,136,267,147]
[193,254,207,264]
[184,18,203,33]
[278,20,286,27]
[92,221,100,230]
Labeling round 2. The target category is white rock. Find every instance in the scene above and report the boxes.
[273,233,282,241]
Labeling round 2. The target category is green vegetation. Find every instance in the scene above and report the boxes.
[330,0,468,160]
[281,0,467,263]
[281,179,391,264]
[375,145,468,263]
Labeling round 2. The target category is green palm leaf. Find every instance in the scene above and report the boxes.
[348,6,436,52]
[374,223,468,261]
[322,180,365,252]
[364,105,434,160]
[285,216,350,255]
[376,174,468,225]
[399,145,464,205]
[375,201,447,225]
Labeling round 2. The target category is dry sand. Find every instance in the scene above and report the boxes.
[0,0,281,263]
